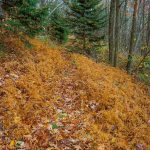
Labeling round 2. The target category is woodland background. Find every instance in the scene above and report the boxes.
[0,0,150,83]
[0,1,150,149]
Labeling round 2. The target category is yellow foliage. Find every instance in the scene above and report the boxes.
[9,140,15,149]
[0,36,149,149]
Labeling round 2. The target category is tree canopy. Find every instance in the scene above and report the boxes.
[0,0,49,36]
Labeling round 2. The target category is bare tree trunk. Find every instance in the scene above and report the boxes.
[113,0,120,67]
[109,0,115,65]
[141,0,145,47]
[126,0,138,73]
[123,0,128,50]
[134,0,145,53]
[146,4,150,47]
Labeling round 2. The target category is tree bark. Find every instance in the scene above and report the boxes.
[113,0,120,67]
[126,0,138,73]
[120,0,128,51]
[146,4,150,47]
[109,0,115,65]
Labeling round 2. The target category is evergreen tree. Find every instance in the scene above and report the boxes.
[0,0,48,37]
[65,0,106,57]
[49,4,69,43]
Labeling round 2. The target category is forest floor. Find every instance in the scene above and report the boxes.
[0,37,149,150]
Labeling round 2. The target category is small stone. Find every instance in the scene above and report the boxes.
[5,74,9,78]
[57,109,63,113]
[136,144,143,150]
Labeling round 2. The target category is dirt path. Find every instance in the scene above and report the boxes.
[46,52,91,149]
[23,52,93,150]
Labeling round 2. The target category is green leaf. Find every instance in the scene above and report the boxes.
[51,123,58,129]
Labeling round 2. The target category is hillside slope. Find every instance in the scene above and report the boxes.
[0,37,149,150]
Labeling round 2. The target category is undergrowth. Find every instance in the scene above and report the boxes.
[0,36,149,149]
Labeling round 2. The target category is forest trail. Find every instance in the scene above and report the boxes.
[0,37,149,150]
[45,52,91,149]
